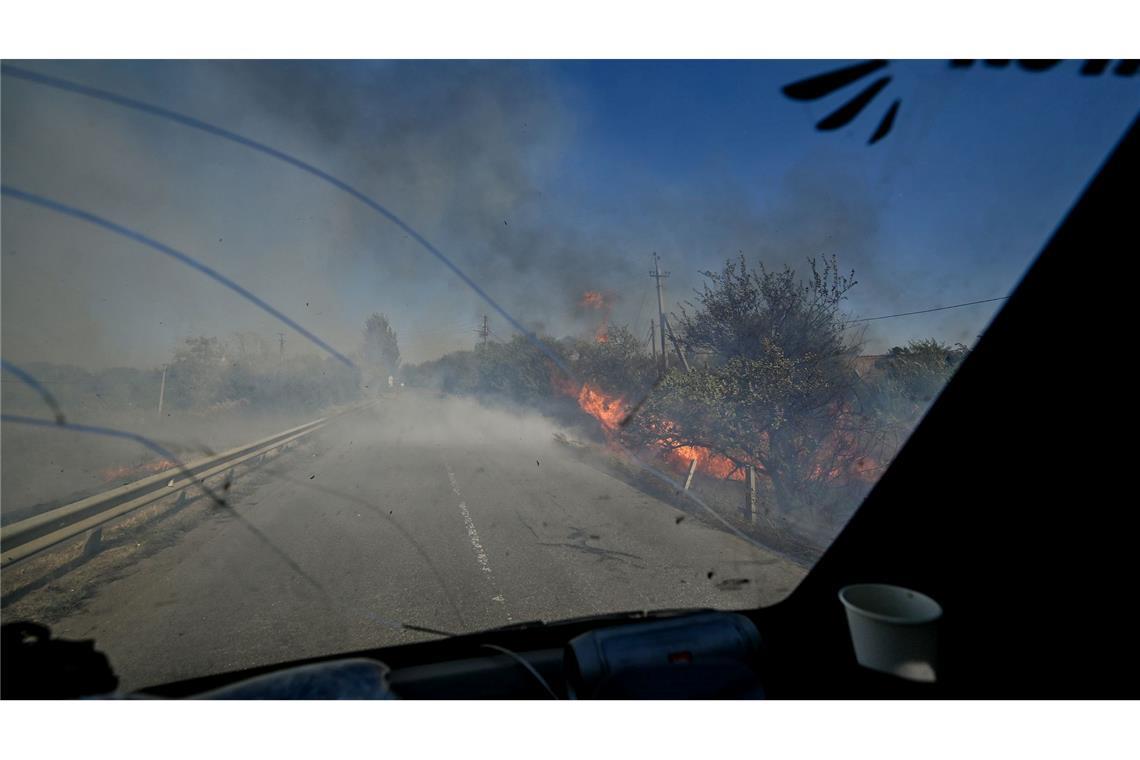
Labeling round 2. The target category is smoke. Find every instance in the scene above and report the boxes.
[350,391,566,452]
[3,60,1016,377]
[1,61,582,368]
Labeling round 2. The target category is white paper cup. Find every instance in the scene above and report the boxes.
[839,584,942,683]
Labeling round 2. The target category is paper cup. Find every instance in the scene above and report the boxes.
[839,584,942,683]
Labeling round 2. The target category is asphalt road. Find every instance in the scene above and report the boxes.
[24,392,806,691]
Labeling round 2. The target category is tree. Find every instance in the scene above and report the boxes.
[472,335,567,405]
[863,339,969,451]
[167,336,226,409]
[563,325,656,400]
[881,338,969,404]
[625,255,881,520]
[362,313,401,378]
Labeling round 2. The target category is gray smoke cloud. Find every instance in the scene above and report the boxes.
[2,60,1003,374]
[2,61,583,367]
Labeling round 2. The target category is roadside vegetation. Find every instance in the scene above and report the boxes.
[402,255,969,554]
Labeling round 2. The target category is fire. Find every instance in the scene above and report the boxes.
[666,444,744,480]
[650,419,747,481]
[558,377,878,487]
[580,291,606,309]
[579,290,612,344]
[575,382,627,432]
[100,458,177,482]
[554,377,746,481]
[809,447,879,482]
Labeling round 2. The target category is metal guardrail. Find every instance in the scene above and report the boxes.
[0,402,372,567]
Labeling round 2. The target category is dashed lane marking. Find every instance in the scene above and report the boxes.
[444,460,512,622]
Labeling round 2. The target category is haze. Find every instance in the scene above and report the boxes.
[2,60,1137,370]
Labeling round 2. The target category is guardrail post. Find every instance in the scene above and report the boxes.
[683,459,698,491]
[82,527,103,559]
[747,466,759,525]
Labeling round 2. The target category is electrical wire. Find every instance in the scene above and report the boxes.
[847,296,1007,323]
[632,286,649,333]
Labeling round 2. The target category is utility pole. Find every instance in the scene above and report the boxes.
[277,332,286,356]
[649,319,657,363]
[650,252,670,374]
[157,364,167,417]
[665,316,691,372]
[476,314,490,345]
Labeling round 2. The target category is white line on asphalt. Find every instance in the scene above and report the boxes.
[444,460,512,622]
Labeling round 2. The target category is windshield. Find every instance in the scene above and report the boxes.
[2,59,1136,691]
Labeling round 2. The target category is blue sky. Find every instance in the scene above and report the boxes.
[541,60,1137,333]
[2,60,1137,367]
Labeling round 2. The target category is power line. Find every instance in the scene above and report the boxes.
[632,286,650,332]
[848,296,1008,323]
[650,252,670,373]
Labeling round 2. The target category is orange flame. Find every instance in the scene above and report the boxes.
[580,290,611,344]
[554,375,873,486]
[575,382,627,431]
[649,419,747,480]
[580,291,606,309]
[555,378,745,480]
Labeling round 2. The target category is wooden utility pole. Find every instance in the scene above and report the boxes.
[476,314,490,345]
[665,316,691,372]
[650,252,670,374]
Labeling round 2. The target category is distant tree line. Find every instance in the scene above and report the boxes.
[3,331,363,420]
[163,332,361,413]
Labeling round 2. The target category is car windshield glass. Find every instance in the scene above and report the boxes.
[2,59,1137,690]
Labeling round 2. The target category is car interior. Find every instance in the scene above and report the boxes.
[4,112,1136,700]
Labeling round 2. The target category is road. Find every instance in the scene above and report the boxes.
[15,392,806,691]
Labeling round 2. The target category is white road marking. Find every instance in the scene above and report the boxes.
[444,460,512,622]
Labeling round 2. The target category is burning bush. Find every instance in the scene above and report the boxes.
[579,290,614,343]
[564,325,656,400]
[404,255,950,529]
[622,256,884,520]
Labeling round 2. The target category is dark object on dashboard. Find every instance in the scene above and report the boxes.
[565,612,764,698]
[192,657,396,699]
[1,621,118,699]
